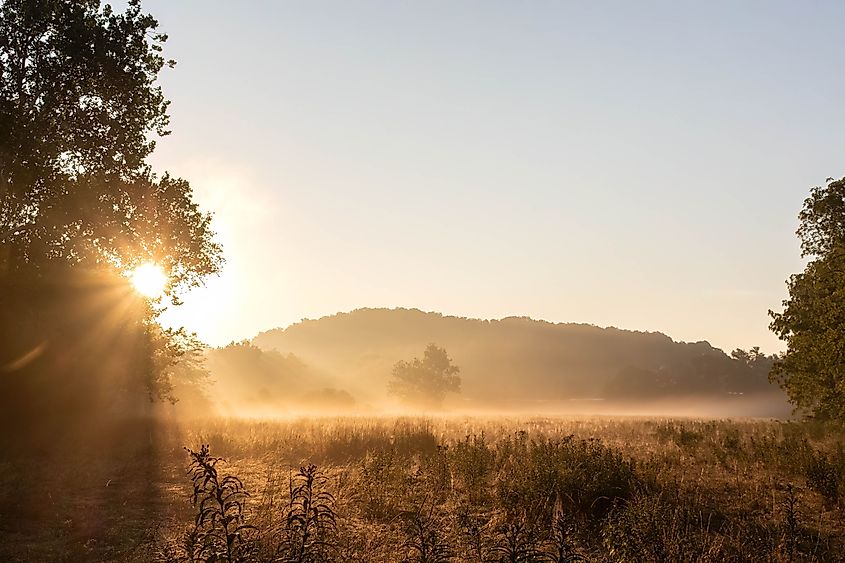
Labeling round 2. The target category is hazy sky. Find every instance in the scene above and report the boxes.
[146,1,845,353]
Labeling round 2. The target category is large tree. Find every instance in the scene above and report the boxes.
[0,0,222,409]
[388,344,461,409]
[0,0,221,295]
[770,177,845,420]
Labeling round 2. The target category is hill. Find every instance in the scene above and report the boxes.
[248,308,783,410]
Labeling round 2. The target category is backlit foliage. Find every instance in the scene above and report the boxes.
[771,177,845,420]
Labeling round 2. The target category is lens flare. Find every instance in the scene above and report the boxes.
[130,263,167,298]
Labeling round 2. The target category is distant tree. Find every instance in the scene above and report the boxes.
[730,347,777,393]
[770,177,845,420]
[730,347,775,374]
[388,344,461,408]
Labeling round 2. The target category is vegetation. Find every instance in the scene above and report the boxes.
[164,416,845,562]
[0,0,222,430]
[199,342,356,416]
[4,415,842,561]
[771,177,845,421]
[185,445,256,562]
[253,309,783,409]
[388,344,462,409]
[0,0,221,289]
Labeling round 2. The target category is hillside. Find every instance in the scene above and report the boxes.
[250,308,782,409]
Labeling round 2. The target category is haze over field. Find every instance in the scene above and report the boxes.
[184,308,787,418]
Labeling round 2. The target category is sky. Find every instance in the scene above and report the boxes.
[144,1,845,353]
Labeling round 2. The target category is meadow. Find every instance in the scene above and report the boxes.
[4,415,844,562]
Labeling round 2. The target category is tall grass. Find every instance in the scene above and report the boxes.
[142,416,845,562]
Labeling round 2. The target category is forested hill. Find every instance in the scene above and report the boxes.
[251,308,779,405]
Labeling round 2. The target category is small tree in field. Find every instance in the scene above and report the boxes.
[388,344,461,409]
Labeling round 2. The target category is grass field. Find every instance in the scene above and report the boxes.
[2,415,845,562]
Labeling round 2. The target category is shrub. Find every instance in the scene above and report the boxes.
[489,510,543,563]
[358,448,402,521]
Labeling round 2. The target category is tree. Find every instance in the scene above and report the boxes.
[387,344,461,408]
[730,347,777,393]
[770,177,845,420]
[0,0,222,409]
[0,0,222,294]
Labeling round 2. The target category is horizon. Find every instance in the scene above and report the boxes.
[142,1,845,354]
[250,306,741,353]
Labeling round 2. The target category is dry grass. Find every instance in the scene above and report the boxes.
[3,415,845,561]
[161,416,845,561]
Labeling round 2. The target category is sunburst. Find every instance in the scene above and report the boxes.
[130,262,167,298]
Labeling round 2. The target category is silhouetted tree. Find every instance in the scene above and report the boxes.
[0,0,221,291]
[770,177,845,420]
[730,347,777,392]
[388,344,461,408]
[0,0,221,415]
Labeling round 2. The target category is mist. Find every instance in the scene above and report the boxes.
[165,308,791,421]
[5,0,845,560]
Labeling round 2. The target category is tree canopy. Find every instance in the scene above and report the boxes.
[0,0,221,416]
[770,177,845,420]
[387,343,461,409]
[0,0,221,297]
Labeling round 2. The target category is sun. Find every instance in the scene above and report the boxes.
[130,262,168,298]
